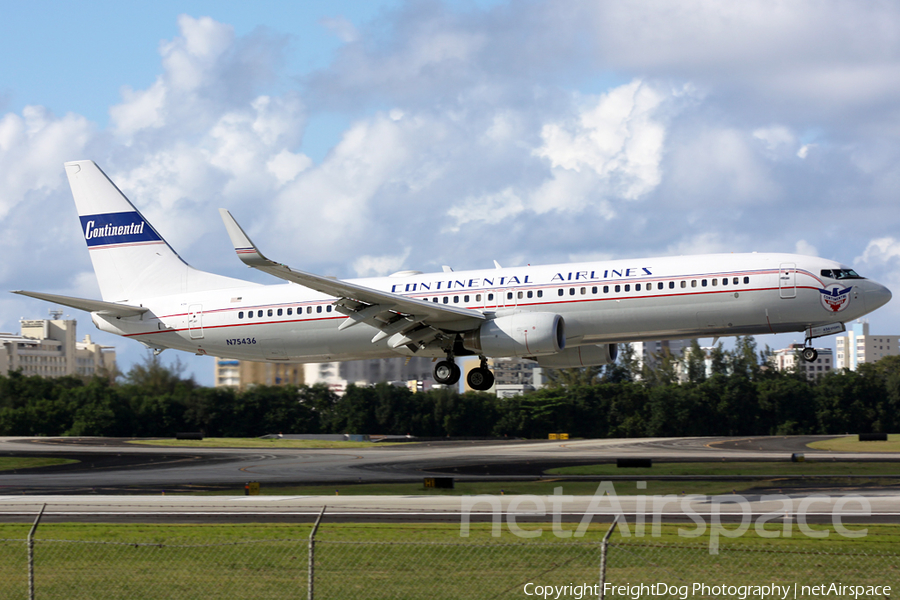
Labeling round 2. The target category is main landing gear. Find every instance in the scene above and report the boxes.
[432,356,495,391]
[433,359,461,386]
[467,357,495,392]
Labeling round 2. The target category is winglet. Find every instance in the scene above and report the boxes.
[218,209,271,267]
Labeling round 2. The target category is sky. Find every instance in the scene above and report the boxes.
[2,0,900,385]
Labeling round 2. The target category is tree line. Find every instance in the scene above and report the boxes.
[0,338,898,438]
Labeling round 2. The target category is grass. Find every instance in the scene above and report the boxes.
[128,437,400,449]
[808,434,900,452]
[0,522,897,598]
[0,457,77,472]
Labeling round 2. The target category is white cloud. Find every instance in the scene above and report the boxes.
[446,187,525,231]
[857,237,900,266]
[0,106,93,218]
[353,248,412,277]
[534,80,666,201]
[795,240,819,257]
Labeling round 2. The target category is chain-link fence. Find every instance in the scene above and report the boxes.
[1,523,898,599]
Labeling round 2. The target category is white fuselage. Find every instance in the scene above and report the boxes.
[91,252,891,362]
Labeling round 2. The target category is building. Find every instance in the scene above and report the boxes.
[463,356,543,397]
[214,358,304,390]
[215,356,435,393]
[303,356,436,394]
[835,320,900,371]
[632,340,689,378]
[0,317,116,378]
[771,344,833,380]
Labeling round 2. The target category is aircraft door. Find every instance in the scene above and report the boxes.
[779,263,796,299]
[188,304,204,339]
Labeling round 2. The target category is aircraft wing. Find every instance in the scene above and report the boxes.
[219,210,485,345]
[13,291,149,317]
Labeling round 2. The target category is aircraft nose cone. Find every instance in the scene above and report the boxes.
[868,283,892,311]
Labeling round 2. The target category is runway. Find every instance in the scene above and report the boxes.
[0,435,897,493]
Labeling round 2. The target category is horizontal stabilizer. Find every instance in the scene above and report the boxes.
[13,291,148,317]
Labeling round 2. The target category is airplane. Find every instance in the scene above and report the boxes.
[13,160,893,390]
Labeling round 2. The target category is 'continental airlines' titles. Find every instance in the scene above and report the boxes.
[390,267,653,293]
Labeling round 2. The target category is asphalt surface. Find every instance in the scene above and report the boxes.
[0,434,897,493]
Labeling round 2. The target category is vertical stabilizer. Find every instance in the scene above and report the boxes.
[65,160,249,301]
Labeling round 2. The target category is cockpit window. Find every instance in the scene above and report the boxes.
[821,269,865,280]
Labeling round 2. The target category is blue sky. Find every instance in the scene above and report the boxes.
[3,0,900,384]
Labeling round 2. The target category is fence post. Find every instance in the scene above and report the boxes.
[598,517,618,600]
[308,506,326,600]
[28,504,46,600]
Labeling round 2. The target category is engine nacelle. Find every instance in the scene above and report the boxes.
[532,344,618,368]
[462,312,565,357]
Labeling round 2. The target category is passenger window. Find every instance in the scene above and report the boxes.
[327,306,332,312]
[569,288,575,296]
[316,306,322,313]
[701,280,707,287]
[238,311,244,319]
[488,293,494,301]
[277,308,283,316]
[592,286,598,294]
[680,281,686,289]
[624,284,630,292]
[267,309,273,317]
[743,276,750,284]
[691,280,697,288]
[476,294,482,301]
[658,282,663,290]
[733,277,739,285]
[507,292,513,300]
[433,298,439,303]
[722,278,728,286]
[453,296,459,303]
[258,310,263,318]
[558,289,564,296]
[615,285,621,292]
[580,287,586,295]
[603,285,609,293]
[669,281,674,289]
[711,279,717,287]
[537,290,543,298]
[287,308,292,315]
[306,306,312,314]
[443,297,449,304]
[464,295,470,302]
[518,291,523,299]
[635,284,641,291]
[527,291,533,298]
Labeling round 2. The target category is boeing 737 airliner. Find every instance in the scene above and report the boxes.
[14,161,893,390]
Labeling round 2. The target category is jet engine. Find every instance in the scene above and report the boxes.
[462,312,565,357]
[531,343,618,368]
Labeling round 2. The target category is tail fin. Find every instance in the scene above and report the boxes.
[65,160,250,301]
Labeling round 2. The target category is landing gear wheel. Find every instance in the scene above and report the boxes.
[434,360,461,386]
[801,347,818,362]
[467,367,495,391]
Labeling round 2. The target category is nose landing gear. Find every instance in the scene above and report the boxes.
[801,347,818,362]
